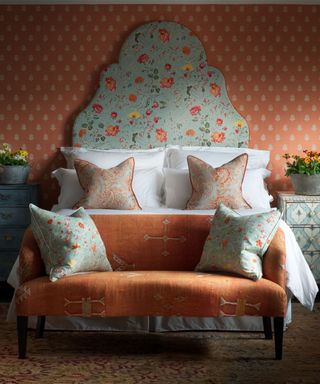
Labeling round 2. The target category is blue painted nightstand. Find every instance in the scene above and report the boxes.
[0,184,38,281]
[278,191,320,283]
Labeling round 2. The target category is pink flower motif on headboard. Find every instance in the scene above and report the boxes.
[190,106,201,116]
[137,53,149,64]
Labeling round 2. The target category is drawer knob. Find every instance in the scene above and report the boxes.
[0,193,10,201]
[0,212,13,220]
[4,235,13,241]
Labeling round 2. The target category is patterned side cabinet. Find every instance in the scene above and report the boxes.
[0,184,38,281]
[277,191,320,283]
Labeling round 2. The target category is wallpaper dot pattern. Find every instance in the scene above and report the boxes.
[0,4,319,207]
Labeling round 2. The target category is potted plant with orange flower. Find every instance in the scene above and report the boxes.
[283,150,320,195]
[0,143,30,184]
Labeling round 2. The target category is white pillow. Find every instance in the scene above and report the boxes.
[52,167,164,210]
[164,167,272,210]
[60,147,165,170]
[166,146,270,170]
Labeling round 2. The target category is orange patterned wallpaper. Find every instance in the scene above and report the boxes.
[0,4,319,208]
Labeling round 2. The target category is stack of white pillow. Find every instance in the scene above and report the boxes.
[52,145,272,211]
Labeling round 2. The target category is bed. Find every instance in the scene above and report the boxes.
[7,21,318,332]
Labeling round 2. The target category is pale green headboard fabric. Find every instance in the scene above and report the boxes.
[72,21,249,149]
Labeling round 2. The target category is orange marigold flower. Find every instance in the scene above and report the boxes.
[160,77,174,88]
[221,239,228,248]
[135,76,144,84]
[105,77,116,91]
[211,132,226,143]
[105,125,120,136]
[210,82,221,97]
[128,94,137,102]
[156,128,168,142]
[186,129,196,137]
[182,46,191,55]
[79,128,87,138]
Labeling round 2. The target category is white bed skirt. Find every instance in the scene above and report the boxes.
[6,295,292,332]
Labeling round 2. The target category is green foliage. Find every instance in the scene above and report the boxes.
[0,143,29,166]
[283,151,320,176]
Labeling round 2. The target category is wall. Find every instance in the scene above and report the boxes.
[0,4,319,208]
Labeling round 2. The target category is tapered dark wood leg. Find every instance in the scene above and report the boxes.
[17,316,28,359]
[274,317,284,360]
[35,316,46,339]
[263,317,273,340]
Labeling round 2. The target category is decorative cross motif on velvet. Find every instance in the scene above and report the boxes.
[15,286,31,304]
[144,218,186,256]
[219,297,261,316]
[64,297,105,317]
[112,254,135,271]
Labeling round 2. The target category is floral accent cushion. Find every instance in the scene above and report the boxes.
[186,154,250,210]
[73,158,141,210]
[195,203,282,280]
[29,204,112,282]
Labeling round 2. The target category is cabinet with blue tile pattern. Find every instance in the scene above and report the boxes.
[278,191,320,283]
[0,184,38,281]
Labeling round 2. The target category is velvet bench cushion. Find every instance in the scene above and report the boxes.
[16,271,287,318]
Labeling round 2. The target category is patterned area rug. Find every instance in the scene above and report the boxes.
[0,303,319,384]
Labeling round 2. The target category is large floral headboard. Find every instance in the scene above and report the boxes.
[72,21,249,149]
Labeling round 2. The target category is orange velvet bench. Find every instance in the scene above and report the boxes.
[15,214,287,359]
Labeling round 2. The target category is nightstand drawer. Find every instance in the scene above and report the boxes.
[0,229,25,250]
[0,208,30,226]
[0,251,18,281]
[304,252,320,282]
[291,227,320,252]
[285,202,320,225]
[0,189,32,207]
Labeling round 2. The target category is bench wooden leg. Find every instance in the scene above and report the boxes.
[35,316,46,339]
[274,317,284,360]
[262,316,273,340]
[17,316,28,359]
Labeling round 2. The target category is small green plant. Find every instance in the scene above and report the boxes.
[283,150,320,176]
[0,143,29,166]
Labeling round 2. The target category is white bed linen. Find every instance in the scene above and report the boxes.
[7,208,318,332]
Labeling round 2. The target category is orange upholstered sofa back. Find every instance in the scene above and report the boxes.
[92,215,211,272]
[19,214,286,291]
